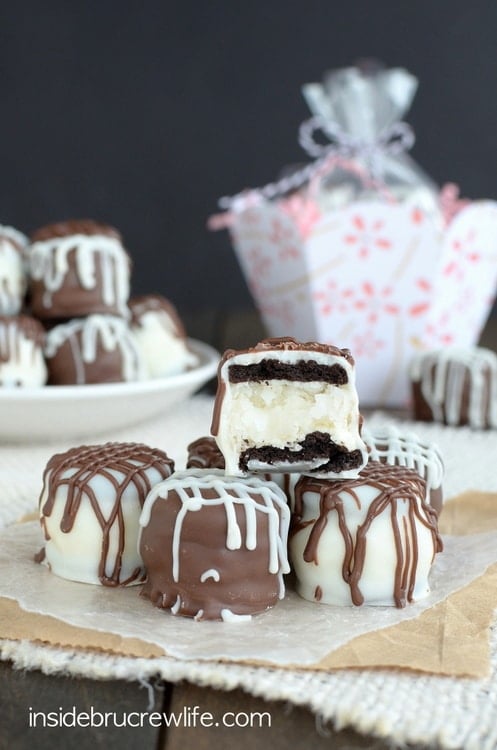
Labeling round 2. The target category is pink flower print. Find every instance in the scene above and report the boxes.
[352,330,385,358]
[453,229,478,258]
[409,301,431,317]
[424,312,454,346]
[453,287,485,332]
[279,194,321,239]
[259,299,295,328]
[243,208,262,226]
[245,246,272,296]
[352,282,400,324]
[443,261,459,279]
[411,207,424,225]
[247,246,272,277]
[313,289,333,316]
[268,217,292,246]
[444,229,481,280]
[455,286,476,314]
[416,278,432,293]
[408,278,432,318]
[344,215,392,259]
[312,280,353,317]
[278,245,301,262]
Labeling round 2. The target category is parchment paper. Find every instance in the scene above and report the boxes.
[2,403,497,679]
[1,490,497,676]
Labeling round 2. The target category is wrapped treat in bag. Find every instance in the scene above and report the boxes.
[211,62,497,407]
[300,62,438,212]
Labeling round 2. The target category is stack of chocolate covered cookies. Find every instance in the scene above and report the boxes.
[36,336,444,623]
[0,224,47,386]
[180,338,443,612]
[0,218,197,386]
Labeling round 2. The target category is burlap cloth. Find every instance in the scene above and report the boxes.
[2,395,497,749]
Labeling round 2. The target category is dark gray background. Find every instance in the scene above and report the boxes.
[1,1,496,317]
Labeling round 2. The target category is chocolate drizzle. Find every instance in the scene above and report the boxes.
[362,426,444,513]
[38,442,174,586]
[186,436,225,469]
[292,462,442,608]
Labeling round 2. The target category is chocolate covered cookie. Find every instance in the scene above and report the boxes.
[36,442,174,586]
[29,219,131,320]
[0,314,47,386]
[129,294,198,377]
[289,462,442,608]
[139,469,290,620]
[0,225,28,315]
[45,314,144,385]
[410,347,497,429]
[362,425,444,513]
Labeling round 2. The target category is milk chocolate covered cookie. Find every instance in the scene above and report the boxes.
[45,315,144,384]
[410,347,497,429]
[139,469,290,620]
[29,219,131,320]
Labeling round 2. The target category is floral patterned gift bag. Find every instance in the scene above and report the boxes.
[210,63,497,407]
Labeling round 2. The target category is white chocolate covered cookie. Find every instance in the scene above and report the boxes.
[36,442,174,586]
[289,462,442,608]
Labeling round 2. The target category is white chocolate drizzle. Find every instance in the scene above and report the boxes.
[0,318,47,386]
[0,227,27,315]
[361,425,444,493]
[45,315,144,384]
[200,568,220,583]
[410,348,497,428]
[29,233,130,316]
[0,224,28,249]
[171,595,182,615]
[140,469,290,599]
[220,609,252,622]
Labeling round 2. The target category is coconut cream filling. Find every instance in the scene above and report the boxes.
[217,380,363,469]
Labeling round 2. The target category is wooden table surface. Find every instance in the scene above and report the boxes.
[2,307,497,750]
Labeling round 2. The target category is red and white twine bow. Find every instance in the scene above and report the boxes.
[217,116,415,212]
[298,116,415,172]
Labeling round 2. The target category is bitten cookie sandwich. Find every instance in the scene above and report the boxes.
[211,337,367,478]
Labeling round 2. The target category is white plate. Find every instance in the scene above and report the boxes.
[0,339,219,443]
